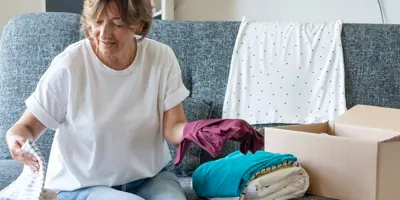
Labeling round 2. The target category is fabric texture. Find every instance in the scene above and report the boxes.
[0,139,57,200]
[191,150,298,198]
[174,119,264,166]
[223,17,347,124]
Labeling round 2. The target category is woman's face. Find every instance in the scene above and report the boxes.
[89,2,142,57]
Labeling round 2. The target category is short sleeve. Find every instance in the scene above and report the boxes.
[164,48,190,111]
[25,54,70,130]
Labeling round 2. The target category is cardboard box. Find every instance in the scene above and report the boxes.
[262,105,400,200]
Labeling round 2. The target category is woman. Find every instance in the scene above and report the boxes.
[5,0,189,199]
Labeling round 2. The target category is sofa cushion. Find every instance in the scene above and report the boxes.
[0,160,23,189]
[165,97,212,177]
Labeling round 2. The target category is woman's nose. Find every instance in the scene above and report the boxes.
[99,24,112,38]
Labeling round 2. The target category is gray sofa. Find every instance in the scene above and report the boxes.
[0,12,399,200]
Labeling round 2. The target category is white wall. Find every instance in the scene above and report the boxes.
[0,0,45,37]
[174,0,399,24]
[383,0,400,23]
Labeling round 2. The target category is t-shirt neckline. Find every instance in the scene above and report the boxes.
[85,38,143,76]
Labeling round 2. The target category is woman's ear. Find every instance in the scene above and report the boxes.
[134,23,144,35]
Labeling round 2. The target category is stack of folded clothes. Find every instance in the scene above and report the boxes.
[192,150,309,200]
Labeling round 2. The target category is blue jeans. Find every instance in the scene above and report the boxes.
[57,170,186,200]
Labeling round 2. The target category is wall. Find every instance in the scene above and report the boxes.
[174,0,399,24]
[0,0,45,38]
[383,0,400,23]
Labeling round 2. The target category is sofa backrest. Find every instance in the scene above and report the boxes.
[1,12,399,174]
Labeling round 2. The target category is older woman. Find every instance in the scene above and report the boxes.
[5,0,189,199]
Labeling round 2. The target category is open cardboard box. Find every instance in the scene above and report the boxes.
[261,105,400,200]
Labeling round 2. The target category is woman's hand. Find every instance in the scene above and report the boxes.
[6,110,47,172]
[6,130,39,172]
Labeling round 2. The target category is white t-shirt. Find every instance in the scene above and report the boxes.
[25,38,190,192]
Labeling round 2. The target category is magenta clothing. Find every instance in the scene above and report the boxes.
[174,119,264,166]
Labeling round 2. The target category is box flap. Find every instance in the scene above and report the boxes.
[334,105,400,133]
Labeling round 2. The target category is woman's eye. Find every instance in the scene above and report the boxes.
[114,22,124,27]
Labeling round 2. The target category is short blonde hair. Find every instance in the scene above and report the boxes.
[80,0,153,41]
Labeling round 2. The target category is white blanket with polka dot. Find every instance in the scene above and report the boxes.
[223,17,347,124]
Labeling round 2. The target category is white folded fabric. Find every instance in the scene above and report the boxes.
[0,139,57,200]
[244,167,309,200]
[209,166,309,200]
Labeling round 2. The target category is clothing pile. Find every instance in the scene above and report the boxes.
[176,119,309,199]
[192,150,309,200]
[0,139,57,200]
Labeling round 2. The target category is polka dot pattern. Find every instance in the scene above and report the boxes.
[223,18,347,124]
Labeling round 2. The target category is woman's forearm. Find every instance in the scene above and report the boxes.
[7,110,46,142]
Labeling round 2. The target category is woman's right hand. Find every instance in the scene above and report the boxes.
[6,110,47,172]
[6,129,40,172]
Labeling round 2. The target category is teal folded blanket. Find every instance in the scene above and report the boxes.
[192,150,297,198]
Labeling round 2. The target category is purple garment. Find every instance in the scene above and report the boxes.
[174,119,264,166]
